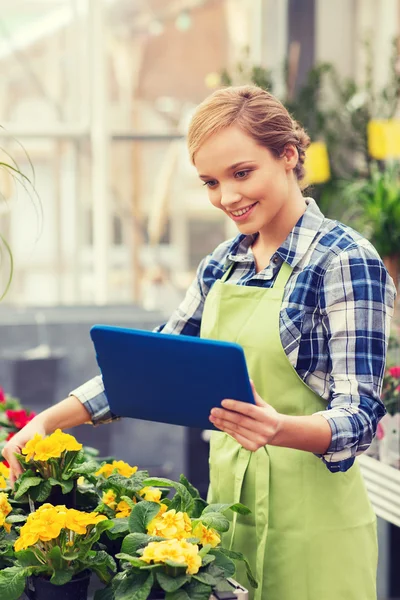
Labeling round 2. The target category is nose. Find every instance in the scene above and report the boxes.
[220,185,242,209]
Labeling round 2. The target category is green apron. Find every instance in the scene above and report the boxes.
[200,260,377,600]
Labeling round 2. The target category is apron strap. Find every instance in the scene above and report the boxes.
[273,260,293,292]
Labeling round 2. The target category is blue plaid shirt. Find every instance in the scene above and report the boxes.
[71,199,396,473]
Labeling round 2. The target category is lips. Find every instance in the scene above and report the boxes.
[229,202,258,221]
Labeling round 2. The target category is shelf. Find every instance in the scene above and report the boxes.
[358,454,400,527]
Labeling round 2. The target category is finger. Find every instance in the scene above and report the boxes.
[210,407,266,435]
[2,448,23,486]
[220,398,264,417]
[210,415,266,447]
[214,424,261,452]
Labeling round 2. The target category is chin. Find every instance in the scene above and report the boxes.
[235,223,259,236]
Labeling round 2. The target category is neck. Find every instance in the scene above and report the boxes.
[256,188,307,255]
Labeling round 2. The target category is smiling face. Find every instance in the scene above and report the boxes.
[194,125,301,239]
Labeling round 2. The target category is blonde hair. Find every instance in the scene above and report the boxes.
[188,85,310,181]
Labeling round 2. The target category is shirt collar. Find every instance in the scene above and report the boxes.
[225,198,325,269]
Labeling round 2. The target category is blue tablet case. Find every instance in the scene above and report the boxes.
[90,325,254,430]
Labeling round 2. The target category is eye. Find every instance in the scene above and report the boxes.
[235,170,250,179]
[203,180,218,188]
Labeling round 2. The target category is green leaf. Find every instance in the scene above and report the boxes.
[217,548,258,588]
[197,513,230,533]
[203,503,251,516]
[208,550,235,578]
[94,585,115,600]
[30,480,52,502]
[201,554,215,566]
[165,589,190,600]
[50,569,74,586]
[128,501,160,534]
[191,498,208,518]
[49,478,74,494]
[156,571,190,593]
[107,518,129,537]
[89,550,117,584]
[192,571,217,586]
[141,478,194,515]
[47,545,65,572]
[178,475,200,498]
[121,533,165,556]
[6,514,27,524]
[115,553,144,568]
[0,566,29,600]
[15,549,43,567]
[178,580,212,600]
[13,476,42,499]
[71,460,99,475]
[112,571,153,600]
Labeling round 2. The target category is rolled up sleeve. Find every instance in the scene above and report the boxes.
[314,243,396,472]
[69,375,119,425]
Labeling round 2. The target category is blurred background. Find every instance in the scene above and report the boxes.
[0,1,399,597]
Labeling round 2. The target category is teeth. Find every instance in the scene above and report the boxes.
[232,204,254,217]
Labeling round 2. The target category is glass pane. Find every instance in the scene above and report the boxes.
[106,0,256,133]
[0,0,89,125]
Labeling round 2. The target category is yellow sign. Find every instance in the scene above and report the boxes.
[303,141,330,186]
[368,119,400,160]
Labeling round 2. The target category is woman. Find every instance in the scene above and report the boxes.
[3,86,396,600]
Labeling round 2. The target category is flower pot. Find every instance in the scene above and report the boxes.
[25,569,91,600]
[35,480,77,510]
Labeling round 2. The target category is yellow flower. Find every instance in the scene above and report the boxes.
[140,539,202,575]
[0,511,10,533]
[22,433,43,461]
[95,460,138,479]
[0,476,7,489]
[0,492,12,517]
[31,438,64,462]
[139,487,162,503]
[115,500,131,518]
[0,463,10,479]
[184,549,202,575]
[102,490,117,509]
[77,476,85,485]
[51,429,82,452]
[28,506,66,541]
[64,508,106,535]
[147,509,192,540]
[192,523,220,548]
[14,531,39,552]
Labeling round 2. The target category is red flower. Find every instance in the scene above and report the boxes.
[5,409,35,430]
[0,388,5,404]
[6,432,15,441]
[388,366,400,378]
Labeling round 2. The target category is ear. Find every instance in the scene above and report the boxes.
[282,144,299,172]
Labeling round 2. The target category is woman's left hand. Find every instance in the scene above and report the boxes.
[209,380,282,451]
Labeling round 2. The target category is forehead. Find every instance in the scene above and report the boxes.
[194,125,266,173]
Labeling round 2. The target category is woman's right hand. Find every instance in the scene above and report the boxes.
[2,395,92,485]
[2,417,47,485]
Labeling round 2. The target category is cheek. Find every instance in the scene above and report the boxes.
[208,190,221,208]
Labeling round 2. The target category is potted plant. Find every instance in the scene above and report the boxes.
[0,502,116,600]
[96,476,257,600]
[342,161,400,291]
[93,459,163,557]
[12,429,99,508]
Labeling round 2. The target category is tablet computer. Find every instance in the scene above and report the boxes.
[90,325,254,430]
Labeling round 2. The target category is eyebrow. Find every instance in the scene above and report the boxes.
[198,161,257,179]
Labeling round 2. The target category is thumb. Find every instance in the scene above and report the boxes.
[249,379,266,407]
